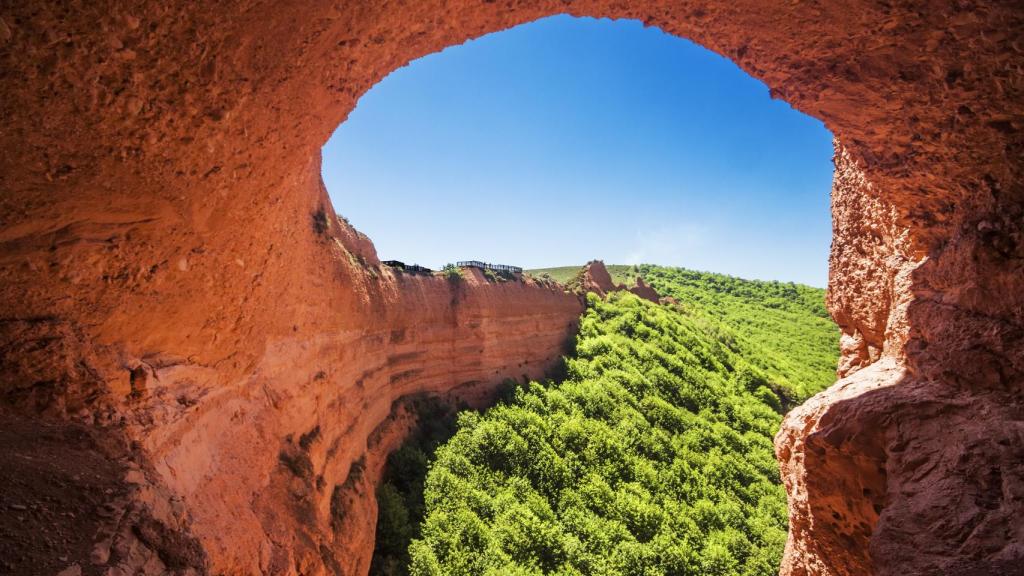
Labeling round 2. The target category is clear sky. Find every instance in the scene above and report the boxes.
[322,15,834,287]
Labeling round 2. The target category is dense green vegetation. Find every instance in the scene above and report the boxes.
[441,263,464,281]
[373,265,838,576]
[638,265,835,400]
[371,399,460,575]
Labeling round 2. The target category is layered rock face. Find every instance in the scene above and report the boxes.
[1,198,583,575]
[134,261,582,576]
[0,1,1021,575]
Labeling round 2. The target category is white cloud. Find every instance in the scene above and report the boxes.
[623,223,710,265]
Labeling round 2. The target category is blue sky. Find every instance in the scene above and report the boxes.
[322,16,833,287]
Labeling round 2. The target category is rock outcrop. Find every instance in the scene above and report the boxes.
[576,260,660,303]
[576,260,619,296]
[0,1,1021,575]
[628,276,661,303]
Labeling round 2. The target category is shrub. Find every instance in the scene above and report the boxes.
[311,206,330,235]
[442,264,462,281]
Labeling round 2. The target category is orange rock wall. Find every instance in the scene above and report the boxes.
[1,1,1022,575]
[778,138,1024,576]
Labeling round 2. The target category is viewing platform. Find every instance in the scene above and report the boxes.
[457,261,523,275]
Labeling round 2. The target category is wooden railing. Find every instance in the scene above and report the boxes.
[383,260,523,275]
[456,261,523,274]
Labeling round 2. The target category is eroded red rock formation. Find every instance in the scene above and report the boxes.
[577,260,620,296]
[628,276,661,303]
[576,260,660,302]
[0,1,1021,575]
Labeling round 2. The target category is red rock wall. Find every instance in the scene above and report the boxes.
[1,1,1021,575]
[135,262,581,575]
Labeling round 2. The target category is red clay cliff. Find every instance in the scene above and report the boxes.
[0,1,1022,575]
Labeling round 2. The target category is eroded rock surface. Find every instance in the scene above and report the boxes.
[0,0,1022,575]
[577,260,620,296]
[628,276,660,303]
[577,260,660,303]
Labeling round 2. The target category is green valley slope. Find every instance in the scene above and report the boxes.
[375,265,839,576]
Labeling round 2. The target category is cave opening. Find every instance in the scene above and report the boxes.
[0,0,1017,574]
[318,15,840,576]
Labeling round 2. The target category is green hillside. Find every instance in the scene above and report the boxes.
[373,265,839,576]
[527,264,642,286]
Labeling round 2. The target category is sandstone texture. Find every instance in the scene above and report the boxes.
[0,1,1022,575]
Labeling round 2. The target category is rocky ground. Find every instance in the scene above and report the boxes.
[0,410,129,576]
[0,411,205,576]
